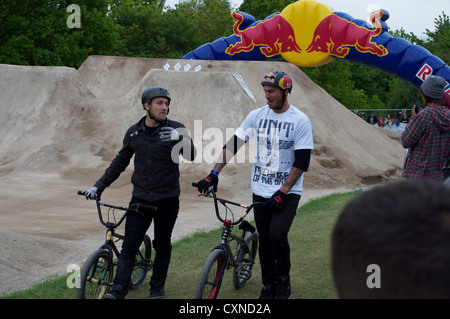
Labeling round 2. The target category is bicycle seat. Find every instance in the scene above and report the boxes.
[239,220,256,234]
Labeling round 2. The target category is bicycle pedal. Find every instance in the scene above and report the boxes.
[239,268,252,281]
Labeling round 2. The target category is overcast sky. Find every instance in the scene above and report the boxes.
[164,0,448,36]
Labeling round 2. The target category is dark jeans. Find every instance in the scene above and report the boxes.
[253,193,300,285]
[113,196,179,289]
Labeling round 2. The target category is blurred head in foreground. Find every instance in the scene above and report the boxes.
[331,179,450,298]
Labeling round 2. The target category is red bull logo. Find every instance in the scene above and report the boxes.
[226,11,301,57]
[225,2,388,67]
[306,10,388,58]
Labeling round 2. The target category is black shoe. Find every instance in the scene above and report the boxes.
[103,284,127,299]
[276,276,291,299]
[149,285,165,299]
[259,284,276,299]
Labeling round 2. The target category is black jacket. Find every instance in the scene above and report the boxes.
[94,116,195,201]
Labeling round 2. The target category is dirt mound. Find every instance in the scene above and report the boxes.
[0,56,404,295]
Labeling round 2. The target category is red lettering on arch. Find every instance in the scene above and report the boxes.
[416,64,433,81]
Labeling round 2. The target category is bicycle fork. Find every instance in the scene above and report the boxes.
[235,220,256,281]
[227,230,254,280]
[217,220,256,278]
[93,230,121,288]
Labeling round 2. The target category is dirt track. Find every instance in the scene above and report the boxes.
[0,56,404,295]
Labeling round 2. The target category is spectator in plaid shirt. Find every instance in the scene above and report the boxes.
[402,75,450,180]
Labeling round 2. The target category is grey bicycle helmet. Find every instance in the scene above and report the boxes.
[141,87,171,108]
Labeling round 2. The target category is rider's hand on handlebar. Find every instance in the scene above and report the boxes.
[265,189,287,212]
[82,186,100,200]
[196,173,219,194]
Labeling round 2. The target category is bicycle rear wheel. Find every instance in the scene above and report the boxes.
[233,232,258,289]
[195,248,226,299]
[77,249,113,299]
[129,234,152,290]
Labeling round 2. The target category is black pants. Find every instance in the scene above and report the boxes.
[113,196,179,289]
[253,193,300,285]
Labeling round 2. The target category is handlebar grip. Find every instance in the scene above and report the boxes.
[192,182,214,195]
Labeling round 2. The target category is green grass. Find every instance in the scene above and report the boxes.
[1,191,361,299]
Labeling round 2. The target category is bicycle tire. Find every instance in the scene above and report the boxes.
[77,249,113,299]
[129,234,152,290]
[232,232,258,289]
[195,248,226,299]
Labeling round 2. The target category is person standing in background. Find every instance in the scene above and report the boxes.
[402,76,450,180]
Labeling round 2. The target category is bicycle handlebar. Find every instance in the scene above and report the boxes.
[77,191,157,229]
[192,182,264,226]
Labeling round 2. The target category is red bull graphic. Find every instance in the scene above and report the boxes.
[306,10,388,58]
[225,11,301,57]
[182,0,450,91]
[263,71,293,91]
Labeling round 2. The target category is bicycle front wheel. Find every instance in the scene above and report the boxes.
[233,231,258,289]
[195,248,226,299]
[77,249,113,299]
[129,234,152,290]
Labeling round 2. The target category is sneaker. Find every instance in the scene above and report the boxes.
[103,284,127,299]
[259,284,276,299]
[276,276,291,299]
[149,285,165,299]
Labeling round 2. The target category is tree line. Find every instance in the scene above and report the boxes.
[0,0,448,111]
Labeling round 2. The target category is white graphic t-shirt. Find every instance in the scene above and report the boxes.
[235,105,314,198]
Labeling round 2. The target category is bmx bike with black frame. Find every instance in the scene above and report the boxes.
[76,191,156,299]
[192,183,263,299]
